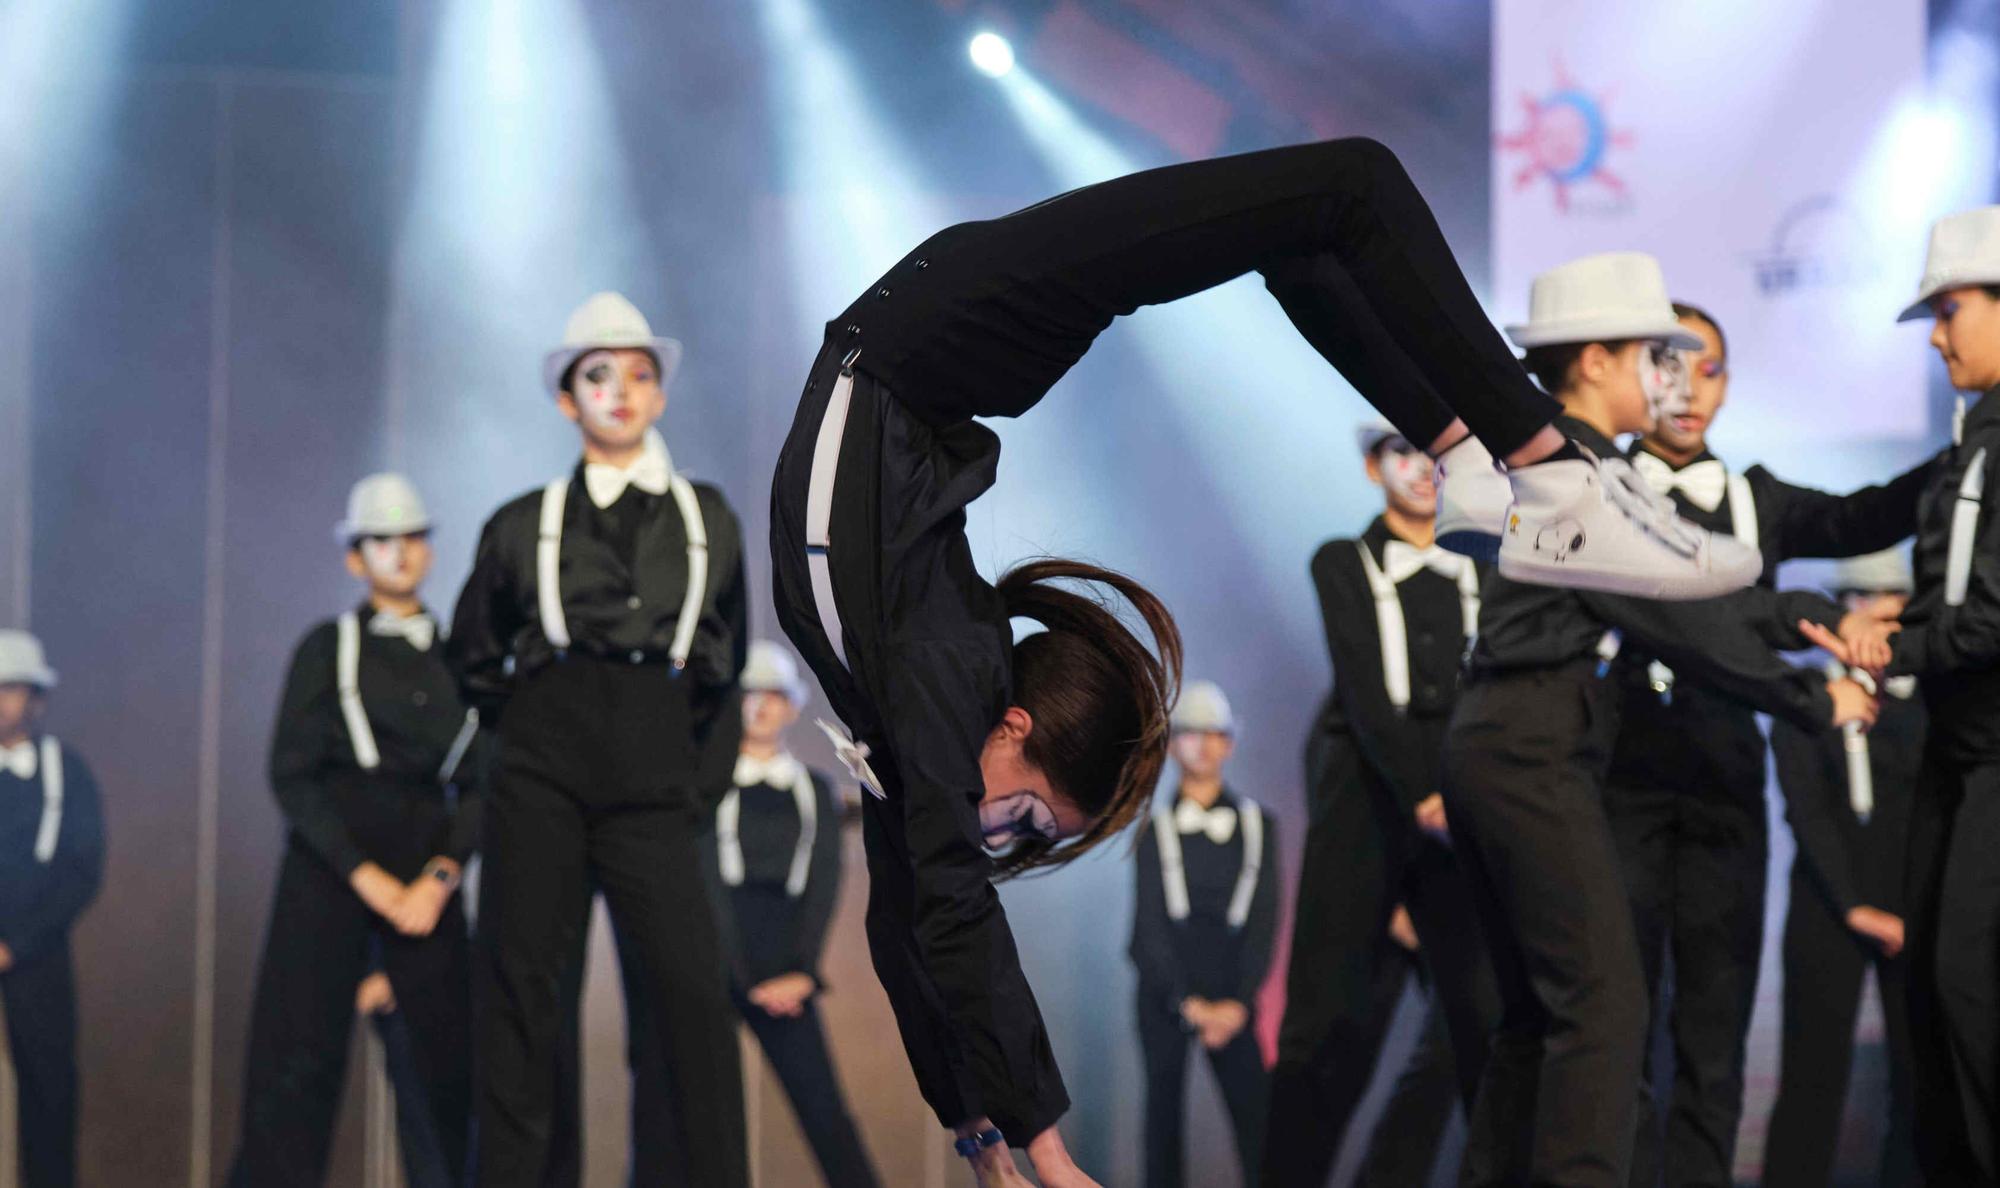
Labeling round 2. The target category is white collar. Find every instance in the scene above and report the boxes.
[734,750,805,790]
[582,429,674,509]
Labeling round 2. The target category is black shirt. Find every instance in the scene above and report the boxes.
[447,459,748,712]
[709,762,845,989]
[1887,387,2000,762]
[1772,664,1924,918]
[1129,789,1281,1007]
[0,739,104,965]
[269,606,485,878]
[770,347,1067,1144]
[1469,415,1837,731]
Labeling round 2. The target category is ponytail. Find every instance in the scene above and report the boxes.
[991,558,1182,878]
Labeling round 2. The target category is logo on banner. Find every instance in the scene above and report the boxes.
[1497,62,1634,214]
[1746,195,1880,295]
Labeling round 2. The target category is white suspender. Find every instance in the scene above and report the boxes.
[1151,798,1263,931]
[806,367,859,671]
[1727,473,1758,551]
[34,736,63,864]
[1947,446,1988,608]
[1355,543,1410,710]
[1824,659,1875,822]
[336,611,382,771]
[717,762,818,898]
[439,710,479,785]
[1356,543,1480,710]
[536,472,711,668]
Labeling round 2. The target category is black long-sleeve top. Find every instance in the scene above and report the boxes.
[270,607,486,879]
[0,740,104,965]
[1469,416,1838,731]
[770,346,1068,1144]
[1607,446,1931,791]
[1311,517,1480,858]
[1129,789,1281,1009]
[1772,665,1924,918]
[708,763,845,989]
[1886,388,2000,762]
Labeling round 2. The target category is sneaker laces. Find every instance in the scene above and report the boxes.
[1597,456,1704,558]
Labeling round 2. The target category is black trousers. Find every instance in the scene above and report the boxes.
[1444,663,1644,1188]
[1762,872,1916,1188]
[733,989,882,1188]
[477,658,746,1188]
[1356,995,1462,1188]
[228,842,472,1188]
[1138,994,1269,1188]
[376,1002,458,1188]
[1603,775,1767,1188]
[1904,752,2000,1184]
[3,944,78,1188]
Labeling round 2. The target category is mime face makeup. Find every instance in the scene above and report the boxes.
[1369,438,1437,519]
[561,348,667,453]
[351,532,434,598]
[978,791,1061,851]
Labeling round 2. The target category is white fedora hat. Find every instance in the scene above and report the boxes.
[1355,417,1407,456]
[1170,679,1236,735]
[740,639,810,706]
[542,292,686,395]
[1506,252,1703,350]
[335,473,432,542]
[1829,547,1913,594]
[1898,206,2000,322]
[0,629,57,689]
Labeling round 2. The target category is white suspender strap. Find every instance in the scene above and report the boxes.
[1152,810,1190,922]
[438,710,480,785]
[806,368,859,671]
[537,478,573,649]
[666,474,709,670]
[336,611,382,771]
[34,736,62,863]
[1224,799,1264,930]
[716,789,745,886]
[1947,446,1988,608]
[1456,562,1482,638]
[1727,473,1758,551]
[785,765,818,899]
[1355,543,1410,710]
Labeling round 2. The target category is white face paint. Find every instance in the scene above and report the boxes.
[979,791,1060,852]
[1376,439,1437,517]
[571,349,629,437]
[1638,341,1691,432]
[359,536,407,583]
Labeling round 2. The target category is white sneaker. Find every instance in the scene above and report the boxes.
[1435,435,1511,562]
[1497,451,1763,599]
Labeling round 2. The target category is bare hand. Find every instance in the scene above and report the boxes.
[388,878,450,937]
[1801,618,1897,683]
[1199,999,1249,1050]
[1026,1125,1102,1188]
[1846,906,1906,957]
[355,971,397,1015]
[1413,793,1450,843]
[1826,678,1880,731]
[1388,904,1420,952]
[349,862,408,921]
[0,941,13,973]
[748,972,817,1018]
[1836,609,1902,675]
[957,1119,1034,1187]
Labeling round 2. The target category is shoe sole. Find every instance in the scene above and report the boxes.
[1497,552,1759,600]
[1436,527,1501,563]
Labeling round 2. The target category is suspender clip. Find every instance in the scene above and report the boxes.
[840,347,862,374]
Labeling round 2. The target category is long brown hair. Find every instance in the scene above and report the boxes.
[990,558,1182,878]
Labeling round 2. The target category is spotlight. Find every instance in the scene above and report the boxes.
[968,31,1015,78]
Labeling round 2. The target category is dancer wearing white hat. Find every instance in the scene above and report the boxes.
[1264,419,1498,1188]
[228,475,482,1188]
[0,629,103,1188]
[1130,680,1278,1188]
[1441,252,1881,1186]
[1802,204,2000,1183]
[1765,549,1921,1188]
[447,293,750,1187]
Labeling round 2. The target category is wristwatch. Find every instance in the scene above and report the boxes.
[954,1128,1005,1159]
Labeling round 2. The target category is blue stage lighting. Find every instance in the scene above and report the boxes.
[969,32,1015,78]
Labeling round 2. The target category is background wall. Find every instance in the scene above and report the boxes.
[0,0,1981,1185]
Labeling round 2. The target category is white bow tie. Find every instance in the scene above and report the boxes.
[734,752,804,790]
[583,429,674,509]
[815,719,886,800]
[369,611,436,653]
[1173,797,1237,845]
[1381,539,1468,585]
[0,740,36,781]
[1630,453,1727,513]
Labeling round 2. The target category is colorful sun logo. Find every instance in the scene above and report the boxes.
[1497,62,1634,211]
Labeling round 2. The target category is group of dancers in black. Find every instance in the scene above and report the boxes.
[5,138,1998,1188]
